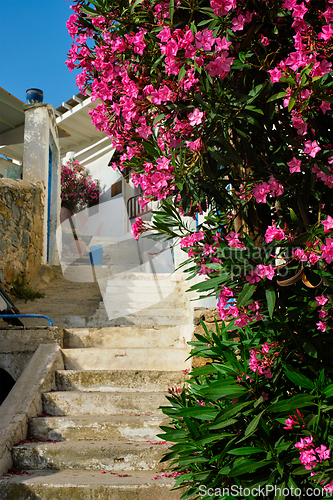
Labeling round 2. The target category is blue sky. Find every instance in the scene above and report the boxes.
[0,1,79,108]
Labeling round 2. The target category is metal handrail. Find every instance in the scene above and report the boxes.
[0,314,54,326]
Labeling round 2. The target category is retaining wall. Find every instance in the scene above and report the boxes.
[0,178,44,285]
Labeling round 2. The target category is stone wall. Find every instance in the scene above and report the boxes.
[192,308,222,368]
[0,178,44,286]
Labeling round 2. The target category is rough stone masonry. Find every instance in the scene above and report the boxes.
[0,178,44,286]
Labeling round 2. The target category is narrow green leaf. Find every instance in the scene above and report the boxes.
[130,0,143,12]
[267,92,287,103]
[237,283,256,307]
[178,65,187,82]
[324,384,333,398]
[153,113,165,125]
[229,459,271,477]
[265,287,276,319]
[227,447,264,456]
[283,366,314,390]
[169,0,174,24]
[268,394,315,413]
[142,141,159,158]
[245,411,264,436]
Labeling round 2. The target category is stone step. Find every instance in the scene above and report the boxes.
[0,469,183,499]
[62,347,191,371]
[87,313,192,327]
[105,280,180,289]
[63,325,193,349]
[29,414,169,442]
[12,441,171,472]
[100,308,190,318]
[42,391,169,416]
[56,370,188,392]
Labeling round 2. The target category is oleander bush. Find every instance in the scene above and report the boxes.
[67,0,333,496]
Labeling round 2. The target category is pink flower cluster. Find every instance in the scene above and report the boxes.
[131,158,175,206]
[312,158,333,189]
[295,436,330,471]
[264,224,285,243]
[246,264,275,284]
[253,176,284,204]
[283,409,305,430]
[131,217,149,241]
[249,342,280,378]
[218,286,264,326]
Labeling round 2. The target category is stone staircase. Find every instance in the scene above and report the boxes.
[0,272,193,499]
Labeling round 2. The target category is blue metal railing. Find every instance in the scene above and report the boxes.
[0,314,54,326]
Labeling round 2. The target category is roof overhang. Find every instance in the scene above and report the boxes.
[0,88,113,166]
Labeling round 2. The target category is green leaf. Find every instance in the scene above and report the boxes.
[130,0,143,12]
[237,283,256,307]
[177,407,218,420]
[227,447,264,456]
[267,92,287,103]
[215,401,253,422]
[283,364,314,390]
[142,141,159,158]
[292,466,309,475]
[169,0,174,24]
[245,411,264,436]
[288,93,296,112]
[229,459,271,477]
[178,65,187,82]
[150,53,165,73]
[290,209,303,225]
[265,287,276,319]
[268,394,316,413]
[324,384,333,398]
[153,113,165,125]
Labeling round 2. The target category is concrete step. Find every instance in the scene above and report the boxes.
[29,414,169,442]
[56,370,188,392]
[42,391,169,416]
[0,469,183,499]
[100,308,190,318]
[105,280,180,289]
[12,441,171,472]
[87,312,193,327]
[62,347,191,371]
[63,325,193,349]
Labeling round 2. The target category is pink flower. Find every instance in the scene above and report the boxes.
[265,225,285,243]
[225,231,246,249]
[315,445,330,462]
[268,67,283,83]
[246,269,261,284]
[321,238,333,263]
[307,252,319,265]
[318,24,333,42]
[293,248,307,261]
[304,140,321,158]
[292,2,308,19]
[316,295,328,306]
[288,157,301,173]
[205,53,234,78]
[295,436,313,450]
[261,35,270,46]
[188,108,204,126]
[300,449,318,470]
[320,101,331,114]
[316,321,327,332]
[322,215,333,233]
[195,30,215,51]
[186,138,202,151]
